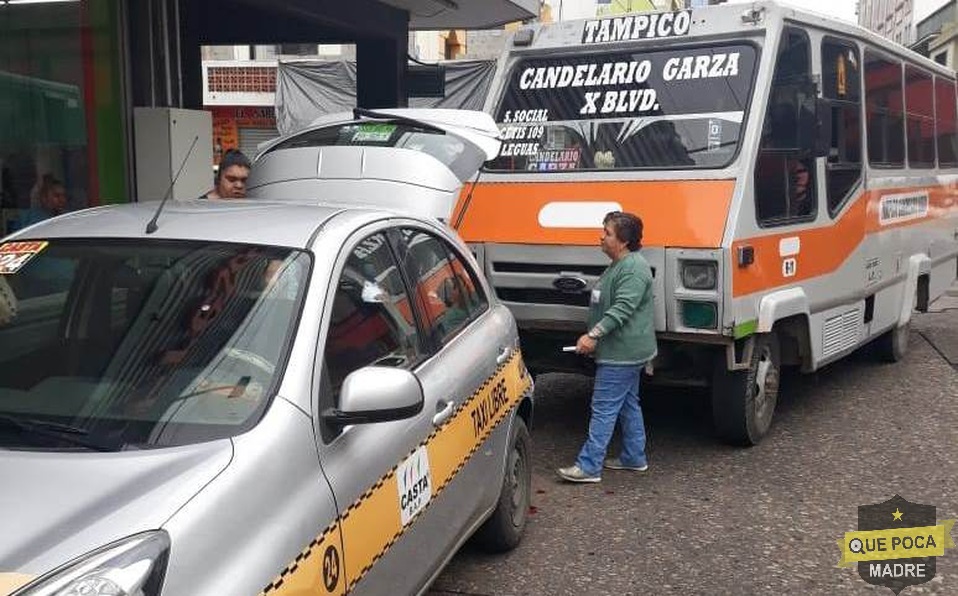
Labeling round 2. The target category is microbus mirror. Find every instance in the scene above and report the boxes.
[814,97,833,158]
[322,366,424,426]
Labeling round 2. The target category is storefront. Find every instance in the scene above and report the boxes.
[0,0,536,238]
[0,0,127,237]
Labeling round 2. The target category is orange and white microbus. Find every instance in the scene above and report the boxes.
[452,1,958,445]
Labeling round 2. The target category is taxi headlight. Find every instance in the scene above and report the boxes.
[681,261,717,290]
[14,531,170,596]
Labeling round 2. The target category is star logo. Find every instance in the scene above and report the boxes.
[893,508,904,522]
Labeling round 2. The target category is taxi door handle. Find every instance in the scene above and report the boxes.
[496,346,511,365]
[433,400,455,426]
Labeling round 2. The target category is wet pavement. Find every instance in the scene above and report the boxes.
[430,288,958,595]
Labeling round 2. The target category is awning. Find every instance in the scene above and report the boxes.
[379,0,538,29]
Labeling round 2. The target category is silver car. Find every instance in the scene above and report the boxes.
[0,199,534,595]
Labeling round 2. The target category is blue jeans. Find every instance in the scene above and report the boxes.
[575,363,647,476]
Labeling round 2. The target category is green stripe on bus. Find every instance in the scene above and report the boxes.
[734,319,757,339]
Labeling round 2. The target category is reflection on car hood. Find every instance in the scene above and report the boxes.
[0,440,232,579]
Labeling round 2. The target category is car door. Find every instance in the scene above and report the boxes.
[314,224,464,595]
[384,225,525,554]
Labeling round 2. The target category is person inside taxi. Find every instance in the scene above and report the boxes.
[203,149,251,199]
[557,211,657,483]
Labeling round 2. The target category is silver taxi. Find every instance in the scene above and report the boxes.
[0,199,533,595]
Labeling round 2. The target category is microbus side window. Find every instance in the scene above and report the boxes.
[821,36,863,216]
[935,77,958,167]
[864,51,905,167]
[487,42,758,171]
[904,65,936,169]
[753,27,817,226]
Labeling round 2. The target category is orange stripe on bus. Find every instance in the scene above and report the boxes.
[454,180,735,248]
[732,184,958,297]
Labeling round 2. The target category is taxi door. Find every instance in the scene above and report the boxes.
[313,223,496,594]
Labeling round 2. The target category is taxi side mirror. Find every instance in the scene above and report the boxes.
[322,366,423,426]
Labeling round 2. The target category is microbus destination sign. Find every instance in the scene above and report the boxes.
[498,43,753,159]
[581,10,692,44]
[837,495,955,594]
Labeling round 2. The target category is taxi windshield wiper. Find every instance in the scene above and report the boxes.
[0,414,117,452]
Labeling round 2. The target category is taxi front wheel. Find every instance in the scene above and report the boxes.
[474,416,531,553]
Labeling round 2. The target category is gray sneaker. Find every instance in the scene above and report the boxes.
[556,464,601,483]
[603,458,649,472]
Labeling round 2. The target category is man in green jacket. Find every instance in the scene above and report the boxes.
[557,211,656,483]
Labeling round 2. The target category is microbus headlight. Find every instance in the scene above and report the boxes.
[14,531,170,596]
[681,261,717,290]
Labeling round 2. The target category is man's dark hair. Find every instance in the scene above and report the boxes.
[217,149,251,181]
[603,211,643,251]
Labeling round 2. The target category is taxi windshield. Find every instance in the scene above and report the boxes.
[487,42,758,171]
[0,239,309,451]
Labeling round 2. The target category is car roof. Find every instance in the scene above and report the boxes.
[4,200,369,248]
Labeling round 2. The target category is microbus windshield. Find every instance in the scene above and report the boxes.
[487,42,758,171]
[0,239,309,451]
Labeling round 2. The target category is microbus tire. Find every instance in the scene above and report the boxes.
[474,416,531,553]
[875,322,910,363]
[711,331,781,447]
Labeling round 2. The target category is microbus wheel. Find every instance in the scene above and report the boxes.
[474,416,531,553]
[874,323,909,363]
[711,332,781,447]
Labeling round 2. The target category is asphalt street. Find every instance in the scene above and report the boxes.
[430,288,958,595]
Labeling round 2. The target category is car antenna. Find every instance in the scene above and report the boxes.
[145,135,199,235]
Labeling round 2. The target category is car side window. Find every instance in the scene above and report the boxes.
[323,232,422,398]
[400,228,488,344]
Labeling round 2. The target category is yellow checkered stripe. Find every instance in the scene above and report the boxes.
[261,350,532,595]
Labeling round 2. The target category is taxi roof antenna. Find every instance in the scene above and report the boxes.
[145,135,199,235]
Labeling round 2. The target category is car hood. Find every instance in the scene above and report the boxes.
[0,440,232,589]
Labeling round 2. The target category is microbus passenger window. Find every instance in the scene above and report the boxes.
[487,43,758,171]
[753,28,817,225]
[821,38,862,215]
[936,78,958,167]
[864,52,905,167]
[904,66,936,168]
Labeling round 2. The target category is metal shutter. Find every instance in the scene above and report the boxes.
[239,127,279,159]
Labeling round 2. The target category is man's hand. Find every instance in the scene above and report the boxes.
[575,333,597,354]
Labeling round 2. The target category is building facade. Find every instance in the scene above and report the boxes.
[0,0,535,237]
[913,0,958,68]
[859,0,917,46]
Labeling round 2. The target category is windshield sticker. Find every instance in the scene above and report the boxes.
[0,241,49,275]
[528,148,582,171]
[397,446,432,526]
[351,123,397,143]
[582,10,691,44]
[707,119,723,152]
